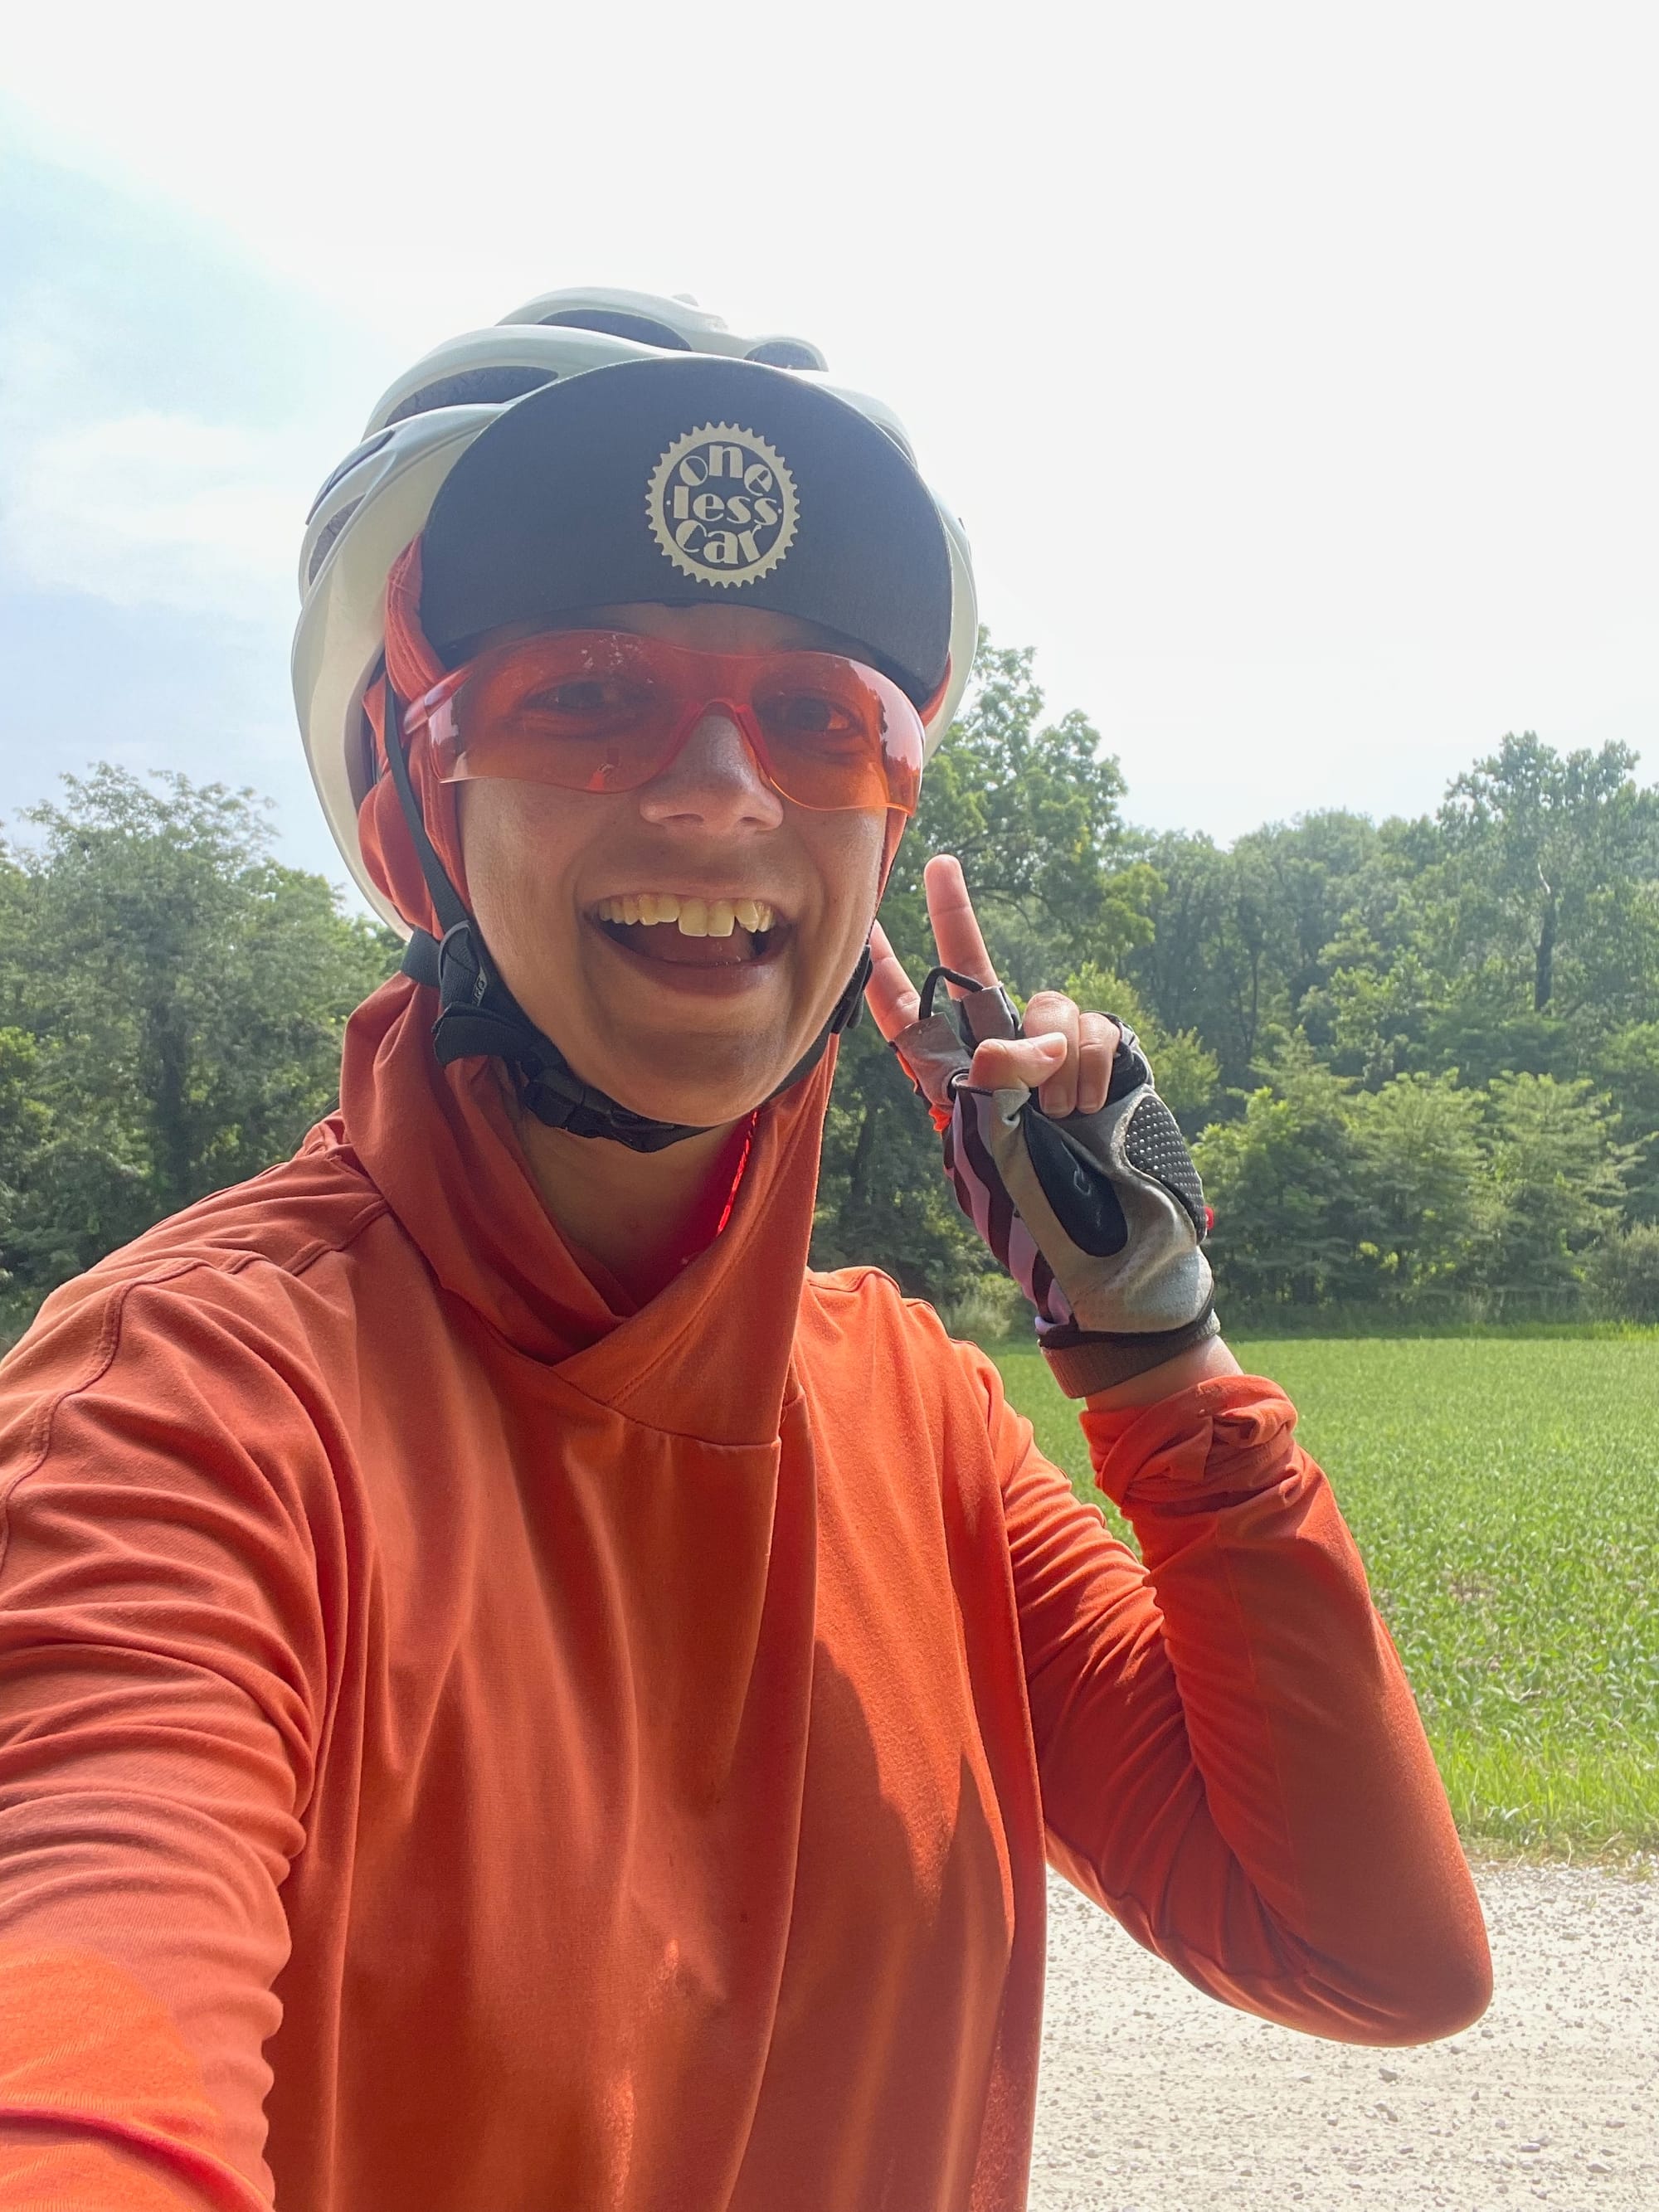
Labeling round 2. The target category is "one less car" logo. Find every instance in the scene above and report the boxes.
[645,422,799,587]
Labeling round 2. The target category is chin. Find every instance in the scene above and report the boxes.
[523,943,852,1129]
[589,1045,805,1130]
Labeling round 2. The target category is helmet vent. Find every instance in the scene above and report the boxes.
[383,367,558,428]
[747,339,825,370]
[306,497,362,586]
[535,309,693,351]
[305,430,393,524]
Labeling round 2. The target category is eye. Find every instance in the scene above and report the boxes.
[761,689,863,741]
[517,676,649,726]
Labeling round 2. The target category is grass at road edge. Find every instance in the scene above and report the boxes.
[987,1336,1659,1860]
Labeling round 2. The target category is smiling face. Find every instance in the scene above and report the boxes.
[456,600,892,1130]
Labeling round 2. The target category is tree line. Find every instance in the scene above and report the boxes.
[0,769,397,1338]
[814,643,1659,1331]
[5,644,1658,1341]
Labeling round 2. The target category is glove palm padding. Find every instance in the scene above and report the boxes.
[892,971,1219,1396]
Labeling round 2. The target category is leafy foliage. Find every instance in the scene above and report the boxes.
[812,637,1155,1298]
[1195,1060,1634,1319]
[1438,733,1659,1019]
[1116,732,1659,1326]
[1194,1057,1372,1309]
[7,644,1659,1341]
[819,647,1659,1326]
[0,768,400,1323]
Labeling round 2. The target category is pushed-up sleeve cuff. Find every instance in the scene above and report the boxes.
[1081,1373,1301,1518]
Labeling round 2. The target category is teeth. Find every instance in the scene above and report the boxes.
[596,893,777,936]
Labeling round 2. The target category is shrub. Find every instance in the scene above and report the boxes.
[1586,1224,1659,1324]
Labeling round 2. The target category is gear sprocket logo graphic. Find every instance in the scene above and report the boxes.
[645,423,799,588]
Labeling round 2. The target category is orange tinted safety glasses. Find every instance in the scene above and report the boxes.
[400,630,927,817]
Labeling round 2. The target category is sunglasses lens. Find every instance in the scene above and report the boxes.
[435,637,676,793]
[427,634,923,814]
[753,665,895,813]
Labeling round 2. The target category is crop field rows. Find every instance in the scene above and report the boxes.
[990,1337,1659,1855]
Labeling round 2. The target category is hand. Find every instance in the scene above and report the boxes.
[864,855,1121,1118]
[864,853,1219,1399]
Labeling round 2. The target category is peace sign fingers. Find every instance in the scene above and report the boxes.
[862,855,1000,1046]
[864,855,1001,1045]
[869,852,1126,1116]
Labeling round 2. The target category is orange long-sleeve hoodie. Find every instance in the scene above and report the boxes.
[0,975,1489,2211]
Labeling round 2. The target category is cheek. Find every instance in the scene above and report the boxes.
[458,785,583,948]
[811,814,886,945]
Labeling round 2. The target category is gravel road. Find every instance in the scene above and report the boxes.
[1030,1860,1656,2211]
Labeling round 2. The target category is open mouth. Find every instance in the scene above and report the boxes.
[590,892,787,969]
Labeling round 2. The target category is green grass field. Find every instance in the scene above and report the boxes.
[990,1337,1659,1859]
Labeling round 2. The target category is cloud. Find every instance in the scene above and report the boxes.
[2,406,303,620]
[3,46,1657,858]
[0,188,356,630]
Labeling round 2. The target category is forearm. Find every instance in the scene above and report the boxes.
[1076,1373,1491,2039]
[896,918,1490,2035]
[1082,1331,1242,1412]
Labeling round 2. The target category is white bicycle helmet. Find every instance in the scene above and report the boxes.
[293,286,977,934]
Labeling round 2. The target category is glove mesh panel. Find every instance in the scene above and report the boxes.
[1122,1094,1207,1236]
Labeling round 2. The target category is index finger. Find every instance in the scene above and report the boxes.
[922,854,999,994]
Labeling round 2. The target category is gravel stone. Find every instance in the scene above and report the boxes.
[1031,1860,1657,2211]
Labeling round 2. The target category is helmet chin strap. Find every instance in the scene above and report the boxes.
[382,673,871,1153]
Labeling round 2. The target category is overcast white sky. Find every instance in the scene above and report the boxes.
[2,1,1656,900]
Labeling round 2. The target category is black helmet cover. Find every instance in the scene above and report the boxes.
[418,355,952,706]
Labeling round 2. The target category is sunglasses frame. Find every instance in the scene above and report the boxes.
[398,628,926,817]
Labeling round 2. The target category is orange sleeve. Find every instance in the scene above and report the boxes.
[0,1949,274,2210]
[0,1276,326,2208]
[995,1367,1491,2044]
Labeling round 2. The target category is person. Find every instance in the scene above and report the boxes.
[0,288,1490,2212]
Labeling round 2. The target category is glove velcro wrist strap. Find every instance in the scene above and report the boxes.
[1041,1305,1221,1400]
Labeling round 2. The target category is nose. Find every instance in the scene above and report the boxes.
[635,708,786,834]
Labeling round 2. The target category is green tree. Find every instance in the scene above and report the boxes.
[1063,961,1220,1133]
[1347,1073,1491,1303]
[1439,732,1659,1018]
[813,636,1155,1301]
[813,1023,982,1305]
[1129,741,1659,1114]
[1231,809,1382,1020]
[1194,1056,1372,1310]
[1591,1022,1659,1224]
[1316,911,1455,1086]
[1477,1074,1633,1302]
[0,768,399,1315]
[1585,1223,1659,1322]
[0,1027,53,1297]
[1126,834,1281,1090]
[878,637,1159,990]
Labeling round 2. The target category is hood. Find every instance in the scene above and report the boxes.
[332,975,835,1447]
